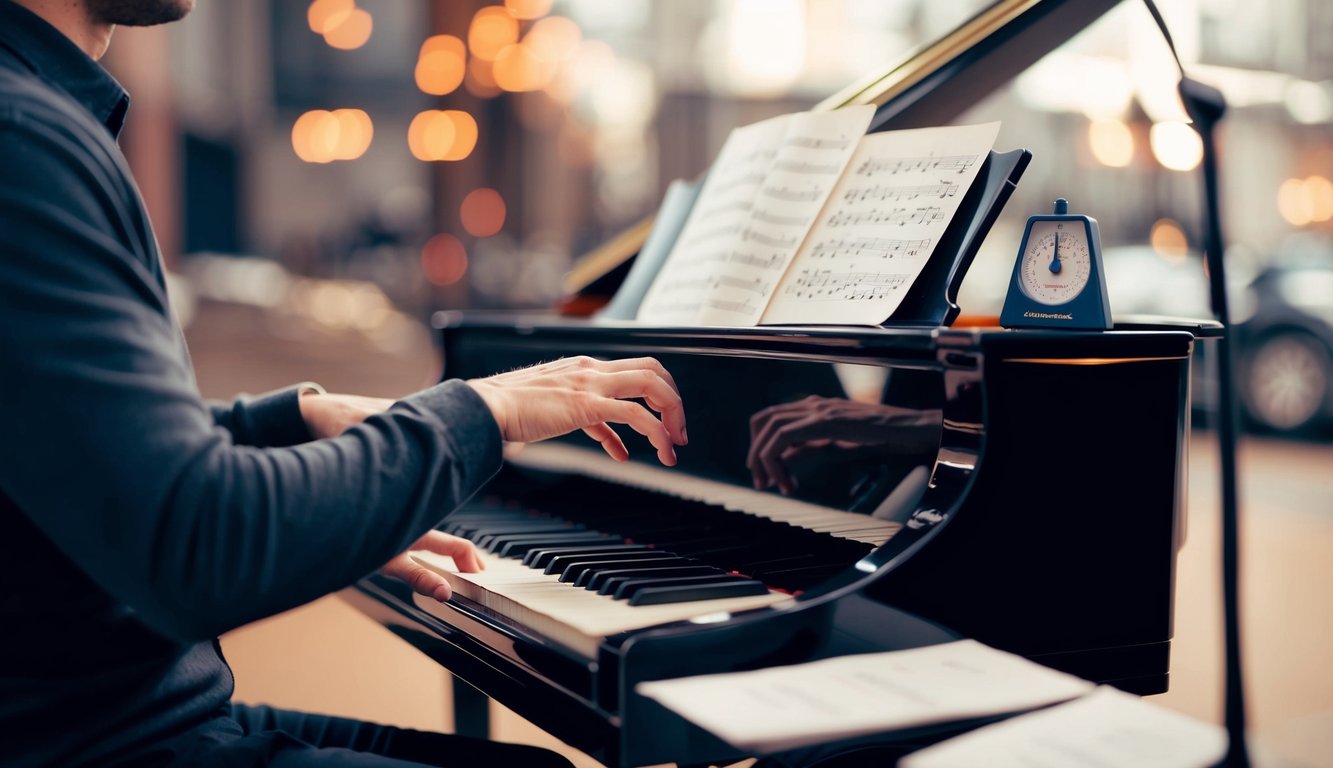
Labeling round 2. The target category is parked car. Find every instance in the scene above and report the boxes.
[1234,240,1333,434]
[1103,240,1333,437]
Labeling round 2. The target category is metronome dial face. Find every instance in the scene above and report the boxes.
[1019,220,1092,306]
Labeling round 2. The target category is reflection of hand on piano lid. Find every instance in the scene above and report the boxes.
[747,395,941,495]
[467,355,688,466]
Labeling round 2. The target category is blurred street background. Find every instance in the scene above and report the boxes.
[92,0,1333,765]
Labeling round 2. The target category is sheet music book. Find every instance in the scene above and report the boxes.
[634,110,1000,327]
[635,639,1093,754]
[901,686,1228,768]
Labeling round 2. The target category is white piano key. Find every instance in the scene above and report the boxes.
[411,550,792,659]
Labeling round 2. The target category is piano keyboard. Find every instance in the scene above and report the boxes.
[412,549,791,659]
[404,446,905,658]
[508,442,902,546]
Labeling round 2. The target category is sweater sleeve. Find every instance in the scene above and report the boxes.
[0,118,502,643]
[208,383,323,448]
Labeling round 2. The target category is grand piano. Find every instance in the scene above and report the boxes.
[344,1,1207,765]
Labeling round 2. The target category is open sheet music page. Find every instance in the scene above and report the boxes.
[637,106,874,325]
[759,122,1000,326]
[636,113,793,325]
[691,105,875,325]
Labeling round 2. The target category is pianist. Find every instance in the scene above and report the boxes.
[0,0,685,766]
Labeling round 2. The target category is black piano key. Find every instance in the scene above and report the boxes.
[474,522,586,548]
[611,573,746,600]
[560,554,690,583]
[524,544,649,569]
[498,534,615,558]
[482,530,611,553]
[629,579,772,606]
[572,557,697,588]
[549,551,678,578]
[592,566,722,595]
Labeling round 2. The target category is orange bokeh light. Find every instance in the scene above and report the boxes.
[408,110,477,162]
[460,188,506,238]
[416,50,466,96]
[292,109,373,163]
[307,0,353,34]
[468,6,519,61]
[493,43,553,92]
[324,7,373,50]
[421,233,469,286]
[504,0,553,20]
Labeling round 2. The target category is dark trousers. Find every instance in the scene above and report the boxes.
[124,704,576,768]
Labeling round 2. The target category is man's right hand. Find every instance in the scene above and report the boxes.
[467,356,687,466]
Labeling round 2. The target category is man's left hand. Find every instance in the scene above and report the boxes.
[380,530,484,602]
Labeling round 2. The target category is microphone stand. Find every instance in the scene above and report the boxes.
[1140,2,1249,765]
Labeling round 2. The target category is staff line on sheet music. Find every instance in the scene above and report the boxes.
[760,185,822,203]
[773,160,844,175]
[808,237,931,261]
[752,210,809,227]
[785,136,852,151]
[825,206,945,229]
[710,171,767,196]
[855,154,976,176]
[842,181,959,204]
[784,270,912,302]
[741,227,800,249]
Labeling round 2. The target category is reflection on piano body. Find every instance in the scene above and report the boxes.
[343,1,1208,765]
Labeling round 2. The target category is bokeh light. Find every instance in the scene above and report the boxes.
[1150,218,1189,262]
[525,16,582,64]
[460,188,507,237]
[493,43,555,92]
[292,109,373,163]
[1149,121,1203,172]
[416,35,467,96]
[1087,119,1134,168]
[307,0,353,34]
[323,7,373,50]
[421,233,469,286]
[408,110,477,162]
[505,0,553,21]
[468,7,519,61]
[1305,175,1333,222]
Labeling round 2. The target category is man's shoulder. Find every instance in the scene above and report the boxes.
[0,66,114,150]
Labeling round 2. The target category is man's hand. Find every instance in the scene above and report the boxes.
[380,530,484,602]
[467,356,687,466]
[299,392,394,440]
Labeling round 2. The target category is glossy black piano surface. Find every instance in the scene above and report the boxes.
[346,315,1196,767]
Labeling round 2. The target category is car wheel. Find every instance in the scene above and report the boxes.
[1243,331,1331,434]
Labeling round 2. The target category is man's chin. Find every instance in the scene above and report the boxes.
[89,0,195,27]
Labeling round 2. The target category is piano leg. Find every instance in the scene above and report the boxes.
[451,674,491,739]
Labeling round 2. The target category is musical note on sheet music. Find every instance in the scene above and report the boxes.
[855,154,977,176]
[758,122,1000,326]
[842,181,959,204]
[807,237,931,261]
[783,269,911,302]
[825,207,945,229]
